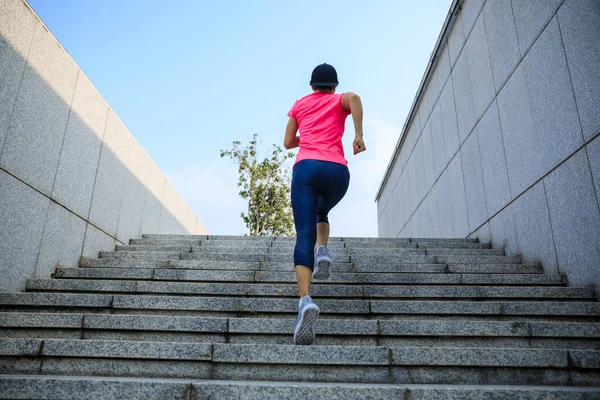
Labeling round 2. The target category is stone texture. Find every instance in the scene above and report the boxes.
[169,260,260,271]
[588,137,600,212]
[229,318,377,336]
[0,0,37,156]
[0,376,191,400]
[155,269,255,282]
[0,22,78,196]
[544,149,600,288]
[82,223,117,259]
[57,267,153,280]
[570,351,600,368]
[460,129,488,232]
[420,120,436,193]
[425,187,441,237]
[158,181,185,234]
[502,301,600,317]
[477,287,595,300]
[483,0,521,91]
[212,364,389,384]
[83,314,227,332]
[452,50,476,144]
[380,320,529,337]
[447,153,469,237]
[51,73,108,218]
[112,295,238,312]
[41,358,212,379]
[36,202,86,279]
[0,170,49,292]
[139,164,166,235]
[447,11,465,68]
[439,77,460,165]
[558,0,600,140]
[498,17,584,198]
[117,139,150,243]
[464,13,495,121]
[0,312,82,328]
[408,386,600,400]
[370,300,502,315]
[511,0,563,55]
[80,257,163,269]
[42,339,212,361]
[0,338,41,356]
[212,344,389,365]
[0,293,112,308]
[88,110,131,236]
[430,103,447,178]
[182,253,265,262]
[193,381,408,400]
[390,347,567,367]
[26,278,136,293]
[512,181,559,274]
[460,0,485,39]
[476,101,511,217]
[435,172,453,237]
[530,322,600,338]
[365,286,479,299]
[100,251,181,260]
[489,202,519,257]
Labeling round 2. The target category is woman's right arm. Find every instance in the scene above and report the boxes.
[341,92,366,155]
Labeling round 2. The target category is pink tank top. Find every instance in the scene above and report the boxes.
[287,92,351,166]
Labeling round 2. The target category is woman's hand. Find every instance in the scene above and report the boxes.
[353,137,366,155]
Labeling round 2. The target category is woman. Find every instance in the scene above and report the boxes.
[284,63,366,345]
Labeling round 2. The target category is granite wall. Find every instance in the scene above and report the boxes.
[376,0,600,290]
[0,0,209,292]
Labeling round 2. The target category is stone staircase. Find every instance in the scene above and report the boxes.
[1,235,599,399]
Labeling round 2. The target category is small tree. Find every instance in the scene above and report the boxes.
[220,133,295,236]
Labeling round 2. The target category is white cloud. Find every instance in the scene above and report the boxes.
[166,118,401,238]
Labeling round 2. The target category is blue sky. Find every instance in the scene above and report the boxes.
[27,0,451,237]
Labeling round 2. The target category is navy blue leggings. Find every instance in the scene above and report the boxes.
[291,160,350,268]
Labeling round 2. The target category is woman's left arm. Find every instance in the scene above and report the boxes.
[284,117,300,149]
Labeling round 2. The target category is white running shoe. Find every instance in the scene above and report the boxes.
[293,296,320,345]
[312,246,331,280]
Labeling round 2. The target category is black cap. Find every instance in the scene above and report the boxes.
[310,63,339,87]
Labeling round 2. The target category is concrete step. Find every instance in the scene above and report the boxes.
[2,376,599,400]
[54,268,567,286]
[2,294,598,318]
[345,248,505,256]
[1,338,598,369]
[79,258,543,274]
[25,279,596,299]
[3,314,599,341]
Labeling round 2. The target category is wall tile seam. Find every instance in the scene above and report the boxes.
[469,127,490,230]
[542,180,562,277]
[447,0,485,74]
[84,107,111,225]
[377,1,462,200]
[29,194,52,279]
[584,146,600,223]
[22,1,203,235]
[0,22,38,161]
[510,0,567,57]
[507,0,522,59]
[555,11,586,145]
[460,0,486,43]
[0,165,127,249]
[48,69,80,198]
[465,131,600,239]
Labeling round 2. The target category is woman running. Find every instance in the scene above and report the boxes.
[283,63,366,345]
